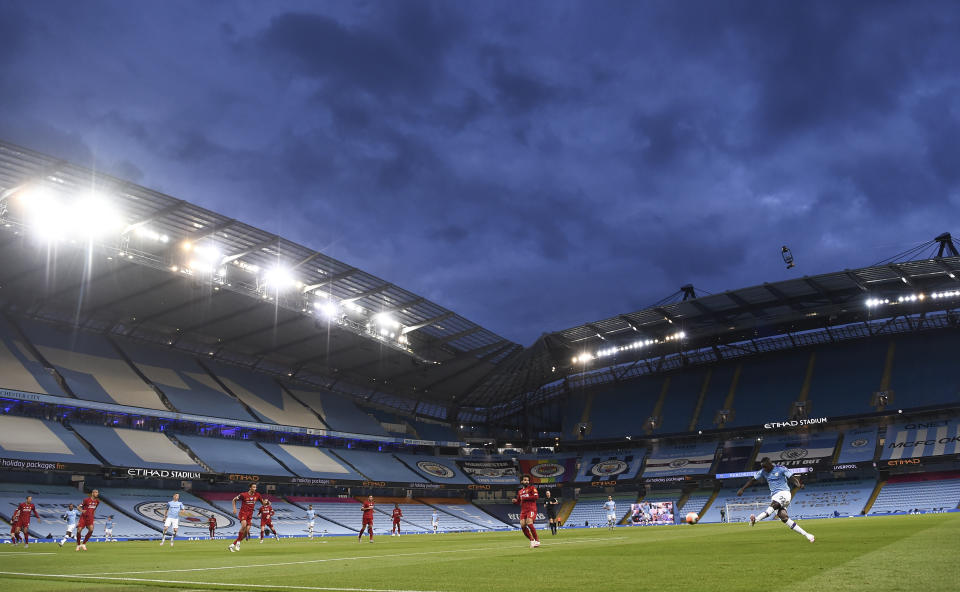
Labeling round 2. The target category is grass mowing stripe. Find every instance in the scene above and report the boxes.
[0,572,443,592]
[76,536,629,576]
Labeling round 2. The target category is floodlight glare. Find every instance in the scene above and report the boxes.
[314,300,339,319]
[73,194,123,238]
[373,313,399,328]
[263,266,297,291]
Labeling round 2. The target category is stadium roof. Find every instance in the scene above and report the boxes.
[0,140,522,416]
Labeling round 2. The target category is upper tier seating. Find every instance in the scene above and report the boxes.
[585,381,661,439]
[565,494,637,527]
[176,436,292,476]
[204,362,323,428]
[807,339,888,417]
[732,354,808,426]
[71,424,202,470]
[258,443,361,480]
[332,448,422,482]
[870,474,960,514]
[286,388,388,436]
[18,319,165,410]
[0,416,100,465]
[410,419,457,442]
[888,333,959,409]
[658,370,709,434]
[0,317,63,395]
[788,479,874,519]
[393,454,474,484]
[119,341,257,422]
[643,441,718,477]
[0,482,159,539]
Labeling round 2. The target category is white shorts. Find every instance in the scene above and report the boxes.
[66,524,76,535]
[607,512,617,521]
[432,522,439,527]
[771,491,792,509]
[308,520,315,528]
[164,517,180,529]
[104,529,113,535]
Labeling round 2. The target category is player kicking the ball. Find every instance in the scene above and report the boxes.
[229,483,264,552]
[513,474,540,549]
[160,493,183,546]
[737,457,814,543]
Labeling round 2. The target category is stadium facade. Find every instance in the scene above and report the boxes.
[1,140,959,540]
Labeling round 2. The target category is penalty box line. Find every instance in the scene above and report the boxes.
[76,536,629,577]
[0,572,442,592]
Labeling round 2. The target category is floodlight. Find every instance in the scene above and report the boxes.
[373,313,400,328]
[314,300,339,319]
[263,266,297,291]
[72,194,123,239]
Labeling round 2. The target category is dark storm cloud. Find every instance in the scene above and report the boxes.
[2,1,960,345]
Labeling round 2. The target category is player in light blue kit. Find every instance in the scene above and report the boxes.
[603,496,617,530]
[431,510,439,534]
[737,457,814,543]
[160,493,184,546]
[104,516,116,541]
[306,505,316,539]
[59,503,79,547]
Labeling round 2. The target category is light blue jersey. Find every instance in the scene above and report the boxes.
[105,518,115,529]
[167,500,184,519]
[432,512,438,522]
[306,509,315,520]
[603,501,616,512]
[63,509,79,527]
[754,465,794,495]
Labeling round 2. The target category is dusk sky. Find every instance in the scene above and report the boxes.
[1,1,958,345]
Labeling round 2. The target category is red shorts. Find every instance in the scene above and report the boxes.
[17,519,31,529]
[392,519,400,525]
[520,508,537,521]
[362,516,374,526]
[239,511,253,524]
[77,515,95,530]
[261,520,274,529]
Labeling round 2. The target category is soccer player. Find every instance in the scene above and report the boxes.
[229,483,264,552]
[358,495,374,543]
[512,474,540,549]
[306,504,316,539]
[76,489,100,551]
[59,503,79,547]
[15,495,40,547]
[603,496,617,530]
[259,500,279,543]
[431,510,439,534]
[104,516,116,542]
[544,490,560,535]
[160,493,183,546]
[737,457,814,543]
[10,507,22,544]
[208,515,217,539]
[391,503,402,536]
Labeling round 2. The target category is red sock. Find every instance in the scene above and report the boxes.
[23,533,29,544]
[76,531,82,545]
[234,530,244,544]
[528,524,539,542]
[520,525,531,540]
[83,530,92,544]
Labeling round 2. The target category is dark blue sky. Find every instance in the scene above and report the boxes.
[2,1,958,345]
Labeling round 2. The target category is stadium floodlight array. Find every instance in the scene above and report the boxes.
[866,291,960,308]
[575,331,686,364]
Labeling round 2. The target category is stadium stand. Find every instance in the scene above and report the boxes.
[472,499,549,527]
[71,424,203,470]
[17,319,166,410]
[394,453,474,484]
[332,448,422,482]
[643,440,718,477]
[836,427,879,463]
[175,435,293,476]
[699,486,768,523]
[97,487,232,537]
[409,419,457,442]
[0,317,64,395]
[0,416,101,465]
[258,443,361,480]
[282,496,360,534]
[732,354,808,427]
[204,362,324,428]
[0,482,160,539]
[372,499,487,532]
[658,370,708,434]
[869,472,960,514]
[693,364,738,431]
[564,494,637,527]
[193,492,306,538]
[807,339,888,417]
[423,499,511,529]
[679,491,714,515]
[583,381,661,439]
[889,333,959,409]
[788,479,875,519]
[119,340,258,422]
[285,388,389,436]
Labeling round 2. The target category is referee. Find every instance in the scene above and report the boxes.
[544,490,560,535]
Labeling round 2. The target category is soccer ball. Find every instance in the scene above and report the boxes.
[685,512,699,524]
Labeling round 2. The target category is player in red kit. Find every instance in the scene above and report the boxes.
[76,489,100,551]
[229,483,263,552]
[258,500,279,543]
[358,495,374,543]
[15,495,41,547]
[10,508,22,544]
[391,503,402,536]
[512,475,540,549]
[208,515,217,539]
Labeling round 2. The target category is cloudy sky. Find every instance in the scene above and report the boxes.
[1,1,958,345]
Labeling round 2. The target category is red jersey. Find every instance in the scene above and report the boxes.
[80,497,99,519]
[361,502,375,519]
[235,491,263,513]
[16,503,39,523]
[10,509,20,530]
[208,516,216,529]
[391,508,402,521]
[517,485,539,510]
[258,506,274,522]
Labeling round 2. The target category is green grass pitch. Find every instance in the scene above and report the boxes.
[1,514,956,592]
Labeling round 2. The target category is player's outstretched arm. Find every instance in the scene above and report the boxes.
[737,478,756,496]
[791,476,804,489]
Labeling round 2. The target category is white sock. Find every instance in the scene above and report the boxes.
[785,519,810,537]
[757,507,775,521]
[161,534,166,543]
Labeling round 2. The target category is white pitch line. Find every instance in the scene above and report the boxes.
[77,536,628,576]
[0,551,56,555]
[0,572,440,592]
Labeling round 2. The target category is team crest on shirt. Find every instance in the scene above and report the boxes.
[850,438,869,448]
[416,461,455,479]
[529,463,565,479]
[135,502,235,529]
[780,448,809,461]
[668,459,690,468]
[590,460,628,477]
